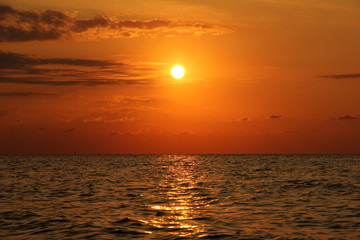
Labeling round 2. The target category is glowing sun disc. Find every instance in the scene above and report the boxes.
[171,66,185,79]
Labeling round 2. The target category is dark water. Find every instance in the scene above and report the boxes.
[0,155,359,239]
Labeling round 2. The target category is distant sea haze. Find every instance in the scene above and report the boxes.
[0,155,359,239]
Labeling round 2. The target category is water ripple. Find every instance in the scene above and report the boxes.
[0,154,359,239]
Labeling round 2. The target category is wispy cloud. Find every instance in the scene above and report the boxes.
[105,95,153,104]
[328,115,359,120]
[64,128,75,133]
[76,108,144,125]
[0,50,120,69]
[0,107,15,117]
[179,130,194,135]
[0,91,57,96]
[0,5,231,42]
[225,117,249,122]
[337,115,358,120]
[283,129,297,134]
[82,116,138,123]
[103,95,171,105]
[268,114,282,119]
[0,51,124,71]
[318,73,360,79]
[0,50,160,86]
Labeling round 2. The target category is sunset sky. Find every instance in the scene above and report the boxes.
[0,0,359,154]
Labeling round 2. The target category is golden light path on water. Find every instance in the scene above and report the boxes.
[139,155,212,237]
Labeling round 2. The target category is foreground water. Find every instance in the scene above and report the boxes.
[0,155,359,239]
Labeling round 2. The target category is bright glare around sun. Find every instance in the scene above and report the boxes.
[171,66,185,79]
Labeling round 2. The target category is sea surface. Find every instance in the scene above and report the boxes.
[0,155,359,239]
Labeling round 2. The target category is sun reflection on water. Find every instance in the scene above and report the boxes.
[141,155,208,237]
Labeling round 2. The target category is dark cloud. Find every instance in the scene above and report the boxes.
[268,115,282,119]
[225,117,249,123]
[0,5,231,42]
[318,74,360,79]
[0,76,153,86]
[64,128,75,133]
[178,130,193,135]
[0,5,68,41]
[0,50,120,69]
[0,108,14,117]
[337,115,358,120]
[0,91,57,96]
[73,17,110,32]
[0,51,157,86]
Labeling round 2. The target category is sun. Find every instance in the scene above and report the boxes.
[171,66,185,79]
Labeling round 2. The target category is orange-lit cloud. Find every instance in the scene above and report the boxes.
[0,5,231,42]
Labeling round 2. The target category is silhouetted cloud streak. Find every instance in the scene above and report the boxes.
[337,115,358,120]
[0,51,120,69]
[319,74,360,79]
[0,92,57,96]
[64,128,75,133]
[269,115,282,119]
[0,51,157,86]
[0,75,153,86]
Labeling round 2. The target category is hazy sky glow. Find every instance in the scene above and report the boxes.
[0,0,359,154]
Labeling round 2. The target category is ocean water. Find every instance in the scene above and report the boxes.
[0,155,359,240]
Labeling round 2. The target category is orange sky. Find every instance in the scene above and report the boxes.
[0,0,359,154]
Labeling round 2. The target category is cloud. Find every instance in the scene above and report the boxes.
[0,50,158,86]
[64,128,75,133]
[78,108,143,124]
[105,95,153,103]
[337,115,358,120]
[268,114,282,119]
[178,130,193,135]
[0,91,57,96]
[225,117,249,122]
[0,5,231,42]
[318,73,360,79]
[283,129,297,134]
[0,76,152,86]
[0,50,121,69]
[0,108,13,117]
[82,116,138,123]
[102,95,171,106]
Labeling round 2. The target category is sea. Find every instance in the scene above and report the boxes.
[0,155,359,239]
